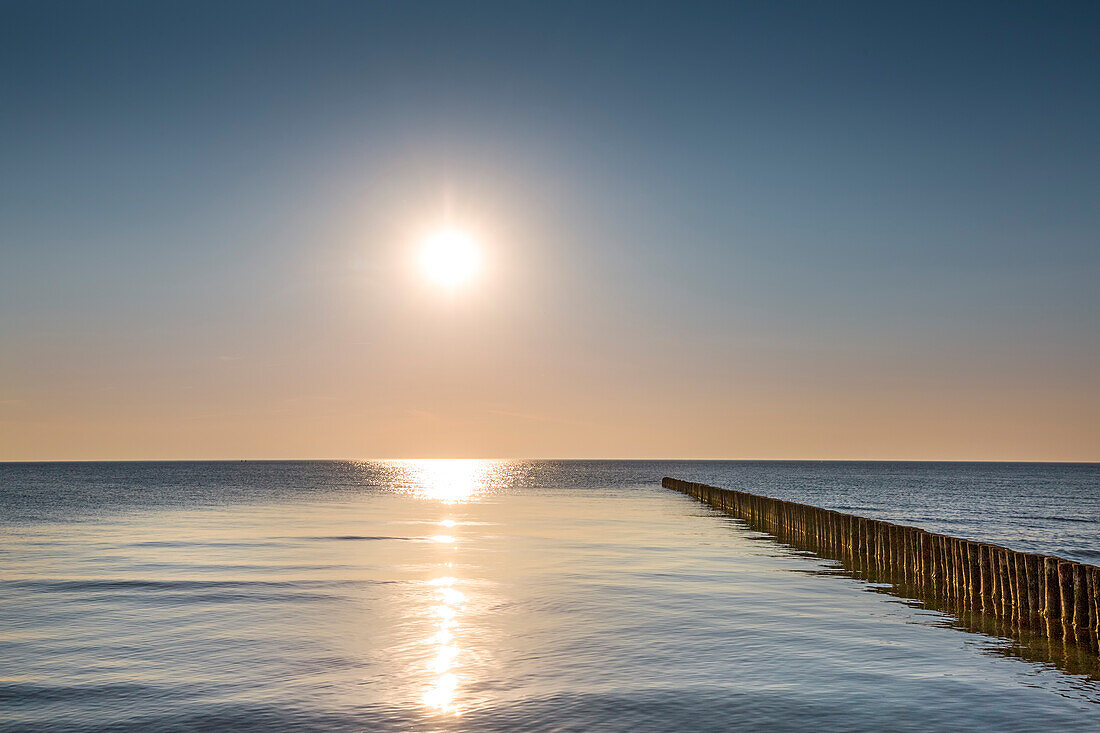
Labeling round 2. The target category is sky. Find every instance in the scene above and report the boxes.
[2,1,1098,461]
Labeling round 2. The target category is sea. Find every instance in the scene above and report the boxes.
[1,460,1098,731]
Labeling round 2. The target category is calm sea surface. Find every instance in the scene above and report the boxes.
[1,460,1098,731]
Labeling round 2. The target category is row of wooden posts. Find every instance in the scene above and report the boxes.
[663,477,1100,652]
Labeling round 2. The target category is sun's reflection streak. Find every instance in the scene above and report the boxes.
[405,460,499,715]
[423,520,468,715]
[400,459,494,504]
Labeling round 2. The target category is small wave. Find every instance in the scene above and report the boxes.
[2,578,391,592]
[73,591,344,605]
[1007,514,1095,524]
[130,540,280,548]
[296,535,411,541]
[131,535,410,547]
[0,681,155,703]
[1055,548,1100,562]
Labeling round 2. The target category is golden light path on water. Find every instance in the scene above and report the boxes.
[399,459,495,715]
[406,459,492,504]
[423,570,464,713]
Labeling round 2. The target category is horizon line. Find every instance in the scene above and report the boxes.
[2,457,1098,465]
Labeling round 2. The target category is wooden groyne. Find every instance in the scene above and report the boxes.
[664,477,1100,657]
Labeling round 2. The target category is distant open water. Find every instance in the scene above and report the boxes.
[1,460,1098,731]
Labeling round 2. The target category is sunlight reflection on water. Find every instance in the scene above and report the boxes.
[402,459,495,504]
[411,460,497,716]
[423,537,467,714]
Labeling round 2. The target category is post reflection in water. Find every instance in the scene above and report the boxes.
[407,460,495,716]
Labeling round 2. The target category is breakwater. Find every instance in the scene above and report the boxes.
[664,477,1100,660]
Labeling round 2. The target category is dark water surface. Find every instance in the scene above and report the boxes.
[1,460,1098,731]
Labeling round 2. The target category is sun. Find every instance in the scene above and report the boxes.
[419,229,481,289]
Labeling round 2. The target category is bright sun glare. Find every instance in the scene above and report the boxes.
[419,229,481,289]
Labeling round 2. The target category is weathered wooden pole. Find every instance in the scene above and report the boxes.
[1043,556,1061,623]
[999,549,1012,619]
[1072,563,1091,649]
[1024,554,1041,626]
[1092,565,1100,642]
[973,542,986,610]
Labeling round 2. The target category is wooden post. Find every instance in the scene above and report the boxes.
[922,533,934,591]
[997,549,1011,619]
[978,543,988,611]
[1072,563,1090,648]
[945,537,955,600]
[912,530,922,589]
[948,538,956,600]
[900,527,910,585]
[991,547,1005,617]
[1092,565,1100,641]
[1011,552,1024,623]
[1057,561,1075,640]
[1024,554,1041,627]
[1043,556,1061,622]
[953,538,963,604]
[975,543,987,610]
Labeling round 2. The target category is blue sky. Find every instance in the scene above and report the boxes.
[2,1,1097,459]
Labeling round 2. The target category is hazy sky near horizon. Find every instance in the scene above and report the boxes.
[2,1,1098,460]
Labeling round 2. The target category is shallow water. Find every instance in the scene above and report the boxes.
[1,460,1098,731]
